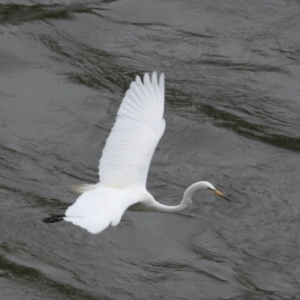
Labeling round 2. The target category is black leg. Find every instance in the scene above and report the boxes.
[43,214,65,223]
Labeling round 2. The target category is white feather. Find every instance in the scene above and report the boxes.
[64,72,165,233]
[64,187,150,234]
[47,72,228,234]
[99,72,165,187]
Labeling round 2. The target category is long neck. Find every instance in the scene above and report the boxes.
[150,181,209,213]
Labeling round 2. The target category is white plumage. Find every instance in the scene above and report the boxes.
[99,72,165,187]
[44,72,230,234]
[64,72,165,233]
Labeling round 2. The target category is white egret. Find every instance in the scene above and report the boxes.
[43,72,231,234]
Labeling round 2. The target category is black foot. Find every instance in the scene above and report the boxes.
[43,214,65,223]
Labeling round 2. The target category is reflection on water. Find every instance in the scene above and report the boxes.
[1,0,300,299]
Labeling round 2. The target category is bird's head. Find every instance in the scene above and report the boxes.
[201,181,232,202]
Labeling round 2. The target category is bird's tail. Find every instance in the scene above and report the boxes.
[70,183,99,194]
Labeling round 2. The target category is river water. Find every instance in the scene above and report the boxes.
[1,0,300,299]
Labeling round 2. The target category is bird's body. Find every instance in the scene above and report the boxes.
[43,72,230,234]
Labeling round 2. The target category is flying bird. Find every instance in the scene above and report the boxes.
[43,72,231,234]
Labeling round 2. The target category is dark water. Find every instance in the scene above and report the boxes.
[1,0,300,299]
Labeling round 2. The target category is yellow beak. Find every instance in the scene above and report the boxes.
[214,189,232,202]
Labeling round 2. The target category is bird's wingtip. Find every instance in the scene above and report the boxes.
[70,183,98,194]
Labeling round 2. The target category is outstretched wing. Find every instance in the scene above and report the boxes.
[99,72,165,188]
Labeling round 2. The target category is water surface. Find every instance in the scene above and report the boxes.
[1,0,300,299]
